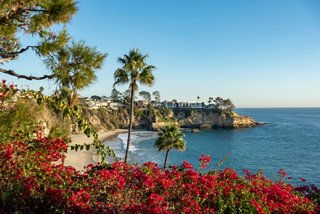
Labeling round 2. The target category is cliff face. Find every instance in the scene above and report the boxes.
[82,107,260,132]
[82,107,130,132]
[174,109,258,129]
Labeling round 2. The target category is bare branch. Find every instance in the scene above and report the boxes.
[1,46,37,60]
[0,68,55,80]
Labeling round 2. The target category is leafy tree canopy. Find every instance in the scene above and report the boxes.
[0,0,106,87]
[139,90,151,102]
[110,88,121,101]
[152,91,160,102]
[213,97,235,113]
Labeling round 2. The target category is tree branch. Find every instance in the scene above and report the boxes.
[1,46,37,60]
[0,68,55,80]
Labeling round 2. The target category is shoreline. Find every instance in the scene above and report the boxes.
[63,129,127,171]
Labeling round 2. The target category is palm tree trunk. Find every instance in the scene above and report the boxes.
[164,149,170,169]
[124,83,135,163]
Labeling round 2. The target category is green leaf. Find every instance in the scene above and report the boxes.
[84,127,91,137]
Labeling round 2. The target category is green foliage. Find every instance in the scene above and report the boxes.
[45,41,107,91]
[114,48,156,163]
[114,49,156,90]
[140,104,156,124]
[0,99,40,142]
[212,97,235,115]
[0,0,77,62]
[155,125,186,152]
[48,117,71,140]
[155,125,186,168]
[152,90,161,102]
[26,89,115,163]
[110,88,121,101]
[1,0,107,90]
[156,107,175,123]
[138,90,151,102]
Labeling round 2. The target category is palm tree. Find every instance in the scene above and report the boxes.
[114,48,156,163]
[154,125,186,169]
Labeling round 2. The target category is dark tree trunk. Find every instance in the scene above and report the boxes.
[164,149,170,169]
[124,83,135,163]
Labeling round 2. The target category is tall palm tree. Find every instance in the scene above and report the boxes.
[114,49,156,163]
[154,125,186,169]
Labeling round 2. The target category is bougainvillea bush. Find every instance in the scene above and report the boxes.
[0,135,317,213]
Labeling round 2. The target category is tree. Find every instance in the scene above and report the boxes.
[121,89,135,105]
[154,125,186,169]
[139,90,151,102]
[0,0,77,80]
[1,1,107,106]
[208,97,214,104]
[213,97,235,114]
[91,95,101,101]
[110,88,120,101]
[223,98,235,113]
[152,91,161,103]
[45,41,107,105]
[114,49,156,163]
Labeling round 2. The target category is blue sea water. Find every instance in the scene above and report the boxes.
[104,108,320,186]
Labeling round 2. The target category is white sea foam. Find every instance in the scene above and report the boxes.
[118,133,138,153]
[104,131,160,162]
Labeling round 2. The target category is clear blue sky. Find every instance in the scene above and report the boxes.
[2,0,320,107]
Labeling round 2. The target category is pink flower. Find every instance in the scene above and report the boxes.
[70,190,91,208]
[2,145,13,160]
[300,177,306,182]
[277,169,287,177]
[199,154,211,169]
[182,161,193,170]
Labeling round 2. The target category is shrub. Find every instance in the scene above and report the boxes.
[0,135,316,213]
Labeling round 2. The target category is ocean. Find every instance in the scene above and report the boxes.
[104,108,320,186]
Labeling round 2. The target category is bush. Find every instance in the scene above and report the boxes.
[0,98,41,142]
[0,135,316,213]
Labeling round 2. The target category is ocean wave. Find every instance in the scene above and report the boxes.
[118,133,139,152]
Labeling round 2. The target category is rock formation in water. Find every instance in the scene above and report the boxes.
[151,108,262,130]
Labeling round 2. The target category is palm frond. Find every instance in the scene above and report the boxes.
[154,125,186,152]
[113,68,129,86]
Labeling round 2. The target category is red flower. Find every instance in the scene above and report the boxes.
[199,154,211,169]
[2,145,13,160]
[300,177,306,182]
[277,169,287,177]
[182,161,193,170]
[148,193,164,204]
[70,190,91,208]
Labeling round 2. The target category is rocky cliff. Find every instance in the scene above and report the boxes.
[173,109,260,129]
[82,107,261,132]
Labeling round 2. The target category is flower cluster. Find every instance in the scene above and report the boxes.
[0,135,317,213]
[199,154,211,169]
[0,79,17,101]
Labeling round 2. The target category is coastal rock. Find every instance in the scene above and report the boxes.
[177,110,260,129]
[232,113,258,128]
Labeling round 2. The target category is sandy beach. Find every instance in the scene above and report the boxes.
[63,129,127,171]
